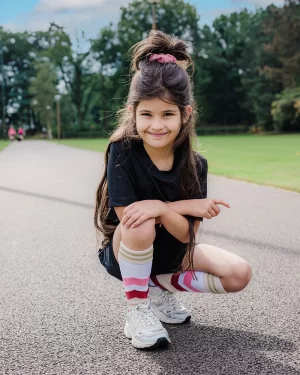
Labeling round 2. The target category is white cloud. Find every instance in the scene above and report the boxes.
[231,0,284,6]
[3,0,284,40]
[199,7,238,25]
[35,0,106,12]
[2,0,132,41]
[200,0,285,26]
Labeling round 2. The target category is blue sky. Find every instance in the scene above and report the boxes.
[0,0,284,38]
[1,0,39,22]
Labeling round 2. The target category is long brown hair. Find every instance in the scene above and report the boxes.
[94,30,204,272]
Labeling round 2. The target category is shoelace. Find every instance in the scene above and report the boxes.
[136,302,161,328]
[161,291,183,313]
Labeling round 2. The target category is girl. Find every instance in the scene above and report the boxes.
[17,126,25,141]
[8,126,16,141]
[95,31,252,350]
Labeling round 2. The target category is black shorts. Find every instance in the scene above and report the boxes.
[98,226,188,281]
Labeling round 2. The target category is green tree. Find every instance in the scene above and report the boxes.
[238,6,283,130]
[0,28,37,130]
[0,26,72,132]
[263,1,300,88]
[196,9,267,126]
[260,1,300,132]
[29,63,57,139]
[42,24,96,130]
[271,87,300,132]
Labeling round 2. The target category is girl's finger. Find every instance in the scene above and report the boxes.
[208,208,216,217]
[123,203,136,214]
[122,212,133,226]
[123,204,137,215]
[212,203,220,215]
[212,199,230,208]
[125,212,142,228]
[205,212,212,219]
[131,214,149,228]
[122,207,138,224]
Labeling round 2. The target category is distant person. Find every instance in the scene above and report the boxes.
[8,126,16,141]
[94,31,252,349]
[17,126,25,141]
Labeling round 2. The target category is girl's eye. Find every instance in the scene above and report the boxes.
[140,113,174,117]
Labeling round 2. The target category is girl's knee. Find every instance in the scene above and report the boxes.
[121,218,156,249]
[225,260,252,292]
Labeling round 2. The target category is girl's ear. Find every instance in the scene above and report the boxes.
[183,105,193,124]
[128,104,136,123]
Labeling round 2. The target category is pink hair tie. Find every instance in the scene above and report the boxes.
[149,53,177,64]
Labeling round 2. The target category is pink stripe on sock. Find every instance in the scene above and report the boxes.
[183,271,202,293]
[123,277,149,287]
[126,289,149,300]
[171,274,186,291]
[151,276,167,291]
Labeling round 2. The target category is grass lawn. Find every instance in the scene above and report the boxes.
[0,140,10,152]
[197,134,300,192]
[55,134,300,192]
[53,138,109,152]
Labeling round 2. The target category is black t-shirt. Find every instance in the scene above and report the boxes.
[105,140,208,273]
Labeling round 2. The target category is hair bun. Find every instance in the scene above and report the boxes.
[131,30,192,71]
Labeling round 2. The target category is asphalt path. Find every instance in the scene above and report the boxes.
[0,140,300,375]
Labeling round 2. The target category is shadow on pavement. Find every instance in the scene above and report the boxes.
[205,228,299,257]
[1,186,297,256]
[144,323,299,375]
[0,185,93,209]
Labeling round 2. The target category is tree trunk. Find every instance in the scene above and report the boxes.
[78,110,84,130]
[47,111,52,139]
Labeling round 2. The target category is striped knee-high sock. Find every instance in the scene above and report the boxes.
[151,271,227,294]
[118,241,153,308]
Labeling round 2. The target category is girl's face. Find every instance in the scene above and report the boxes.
[134,98,191,151]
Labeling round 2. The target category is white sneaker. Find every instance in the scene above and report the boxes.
[149,289,191,324]
[124,301,171,349]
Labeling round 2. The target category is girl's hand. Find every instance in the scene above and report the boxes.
[122,200,166,228]
[187,199,230,219]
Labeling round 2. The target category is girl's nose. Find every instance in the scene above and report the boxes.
[151,119,164,131]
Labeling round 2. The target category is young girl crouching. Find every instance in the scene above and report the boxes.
[94,30,252,350]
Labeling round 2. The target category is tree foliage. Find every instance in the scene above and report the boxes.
[29,62,57,138]
[271,87,300,132]
[263,2,300,88]
[1,0,300,136]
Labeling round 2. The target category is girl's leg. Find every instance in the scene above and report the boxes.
[112,219,170,348]
[151,244,252,294]
[113,219,156,308]
[188,244,252,292]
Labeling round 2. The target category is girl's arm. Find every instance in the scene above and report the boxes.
[158,205,199,244]
[166,199,230,219]
[165,200,192,215]
[122,200,199,243]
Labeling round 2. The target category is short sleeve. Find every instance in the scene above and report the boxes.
[107,142,138,207]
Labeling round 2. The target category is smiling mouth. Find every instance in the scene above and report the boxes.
[148,133,167,137]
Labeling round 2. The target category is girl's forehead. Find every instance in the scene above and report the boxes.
[137,98,179,111]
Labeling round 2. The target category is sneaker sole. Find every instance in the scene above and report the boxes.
[159,315,191,324]
[124,323,171,349]
[152,309,192,324]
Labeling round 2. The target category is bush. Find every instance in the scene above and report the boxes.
[248,125,264,134]
[271,87,300,133]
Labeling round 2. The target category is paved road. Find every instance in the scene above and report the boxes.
[0,140,300,375]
